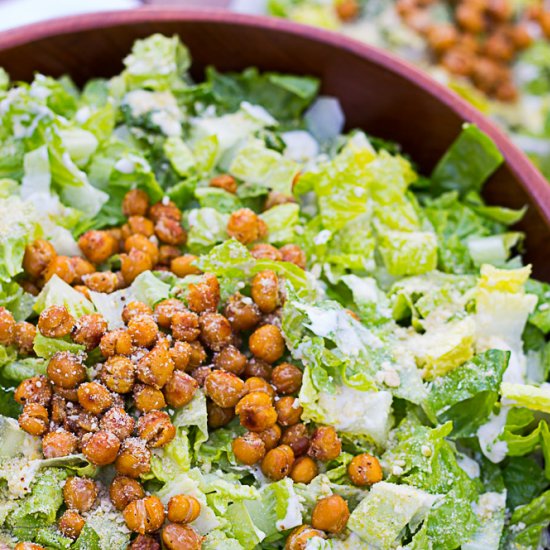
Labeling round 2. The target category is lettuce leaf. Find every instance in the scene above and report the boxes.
[34,275,95,319]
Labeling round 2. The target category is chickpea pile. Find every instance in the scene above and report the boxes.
[8,183,385,548]
[396,0,550,101]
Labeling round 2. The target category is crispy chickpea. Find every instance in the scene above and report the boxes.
[495,80,518,102]
[123,189,150,217]
[280,244,306,269]
[82,271,119,294]
[209,174,237,193]
[170,255,202,277]
[126,216,155,238]
[188,341,207,369]
[42,429,77,458]
[233,432,266,465]
[158,245,181,266]
[167,495,201,524]
[100,329,133,357]
[128,314,159,348]
[58,510,85,539]
[276,396,303,427]
[224,293,261,332]
[290,456,318,484]
[23,239,57,278]
[212,345,247,375]
[456,3,484,32]
[149,201,182,223]
[348,453,383,486]
[101,355,135,394]
[309,426,341,462]
[171,310,200,342]
[13,321,36,355]
[311,495,349,534]
[72,313,108,351]
[134,383,166,412]
[155,217,187,246]
[55,385,79,402]
[137,340,175,389]
[110,476,145,511]
[261,444,294,480]
[336,0,360,21]
[426,23,457,53]
[205,370,245,408]
[78,230,118,264]
[122,301,153,324]
[47,352,86,389]
[187,273,220,314]
[257,424,282,451]
[191,366,212,387]
[50,394,66,424]
[82,430,120,465]
[43,255,76,284]
[18,403,48,435]
[441,47,474,76]
[250,243,282,261]
[14,375,51,406]
[123,496,165,534]
[169,341,192,372]
[272,363,302,395]
[130,535,160,550]
[244,358,272,380]
[511,23,533,50]
[485,32,514,62]
[487,0,512,21]
[116,437,152,478]
[78,382,113,414]
[100,406,135,440]
[282,423,310,457]
[164,370,198,408]
[244,376,275,397]
[138,410,176,448]
[227,208,268,245]
[70,257,95,284]
[206,400,235,429]
[236,391,278,432]
[14,544,45,550]
[285,525,326,550]
[120,248,154,285]
[154,299,186,329]
[63,477,98,512]
[251,271,279,314]
[199,312,233,351]
[161,523,203,550]
[249,324,285,364]
[38,306,75,338]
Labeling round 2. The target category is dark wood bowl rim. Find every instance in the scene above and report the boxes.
[0,7,548,221]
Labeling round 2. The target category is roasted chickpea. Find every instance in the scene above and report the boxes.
[130,535,160,550]
[23,239,57,278]
[261,444,294,480]
[38,306,75,338]
[311,495,349,534]
[250,243,282,261]
[63,477,98,512]
[14,375,51,406]
[272,363,302,395]
[456,3,484,32]
[152,299,185,329]
[206,400,235,429]
[244,358,272,380]
[100,406,135,440]
[116,437,152,478]
[50,394,66,424]
[161,523,203,550]
[128,314,159,348]
[170,255,202,277]
[224,293,261,332]
[170,310,199,343]
[426,23,457,53]
[19,279,40,296]
[78,230,118,264]
[249,324,285,363]
[212,345,247,375]
[83,271,119,293]
[244,376,275,397]
[233,432,266,465]
[13,321,37,355]
[236,391,278,432]
[348,453,383,486]
[120,248,154,285]
[54,385,79,402]
[204,370,246,408]
[187,341,207,369]
[163,370,198,408]
[72,313,108,351]
[336,0,360,21]
[123,189,150,217]
[158,245,181,266]
[199,312,233,351]
[280,244,306,269]
[18,403,48,435]
[290,456,318,484]
[251,271,279,314]
[110,476,145,511]
[187,273,220,313]
[227,208,267,244]
[167,495,201,524]
[210,174,237,193]
[123,496,165,534]
[14,544,45,550]
[136,340,175,389]
[169,341,192,372]
[126,216,155,237]
[155,217,187,246]
[285,525,325,550]
[495,80,518,102]
[133,383,166,412]
[101,355,135,394]
[281,423,310,457]
[149,201,182,223]
[46,352,84,389]
[99,329,133,359]
[77,382,113,414]
[441,47,474,77]
[138,410,176,448]
[122,301,153,324]
[263,191,294,211]
[257,424,282,451]
[42,429,77,458]
[58,510,85,539]
[43,255,76,284]
[276,396,303,427]
[309,426,341,461]
[485,32,514,62]
[70,257,96,285]
[82,430,121,465]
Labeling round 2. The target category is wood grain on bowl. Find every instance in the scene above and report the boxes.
[0,8,548,277]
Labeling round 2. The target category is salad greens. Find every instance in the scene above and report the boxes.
[0,33,548,549]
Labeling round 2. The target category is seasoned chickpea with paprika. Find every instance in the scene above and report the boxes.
[23,239,57,278]
[100,329,133,357]
[171,310,200,342]
[100,406,135,440]
[280,244,306,269]
[285,525,326,550]
[154,298,186,328]
[161,524,203,550]
[82,271,119,293]
[82,430,121,466]
[244,376,275,397]
[199,312,233,351]
[128,314,159,348]
[311,495,350,534]
[249,324,286,364]
[123,495,165,534]
[110,476,145,511]
[348,453,383,486]
[134,383,167,412]
[187,341,207,369]
[227,208,267,244]
[187,273,220,313]
[204,370,246,408]
[206,400,235,429]
[261,444,295,481]
[290,456,318,484]
[58,510,85,539]
[77,382,113,414]
[63,477,98,512]
[138,410,176,448]
[149,200,182,223]
[251,270,280,313]
[42,429,78,458]
[281,423,310,457]
[14,375,51,406]
[244,358,272,380]
[136,340,175,389]
[272,363,302,395]
[155,217,187,246]
[212,345,246,375]
[169,340,192,371]
[308,426,342,462]
[78,230,118,264]
[122,301,153,324]
[121,248,154,284]
[13,321,37,355]
[72,313,108,350]
[70,257,96,284]
[18,403,48,435]
[164,370,198,408]
[233,432,266,465]
[158,245,181,266]
[209,174,237,193]
[38,305,75,338]
[275,396,303,427]
[170,255,201,277]
[257,423,282,451]
[101,355,135,393]
[115,437,152,478]
[123,189,150,217]
[43,255,76,284]
[167,494,201,524]
[250,243,282,261]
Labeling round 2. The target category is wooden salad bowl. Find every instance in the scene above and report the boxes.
[0,8,548,277]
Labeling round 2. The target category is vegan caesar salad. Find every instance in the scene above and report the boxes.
[0,33,548,550]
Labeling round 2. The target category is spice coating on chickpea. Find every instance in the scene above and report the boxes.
[204,370,246,408]
[121,248,154,284]
[280,244,307,269]
[170,255,202,277]
[14,375,52,406]
[348,453,384,486]
[122,301,153,324]
[63,477,98,512]
[100,406,135,440]
[272,363,303,395]
[187,273,220,313]
[134,383,167,412]
[281,423,310,457]
[101,355,136,393]
[227,208,267,244]
[275,396,303,427]
[42,429,78,458]
[83,271,119,293]
[149,200,181,223]
[233,432,266,465]
[77,382,113,414]
[261,444,295,481]
[13,321,37,355]
[123,189,150,217]
[136,341,175,389]
[250,243,282,261]
[138,410,176,448]
[115,437,152,478]
[78,230,118,264]
[257,423,282,451]
[224,293,261,332]
[163,370,198,408]
[311,495,350,534]
[199,312,233,351]
[23,239,57,278]
[167,494,201,524]
[249,324,286,363]
[206,401,235,429]
[130,535,161,550]
[72,313,108,350]
[161,523,203,550]
[236,391,278,432]
[123,495,165,534]
[82,430,121,465]
[171,310,200,342]
[155,217,187,246]
[308,426,342,462]
[58,510,85,539]
[18,403,48,435]
[290,456,318,484]
[110,476,145,511]
[38,306,75,338]
[251,270,280,313]
[209,174,237,193]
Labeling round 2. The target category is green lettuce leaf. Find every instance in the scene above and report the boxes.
[34,275,95,318]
